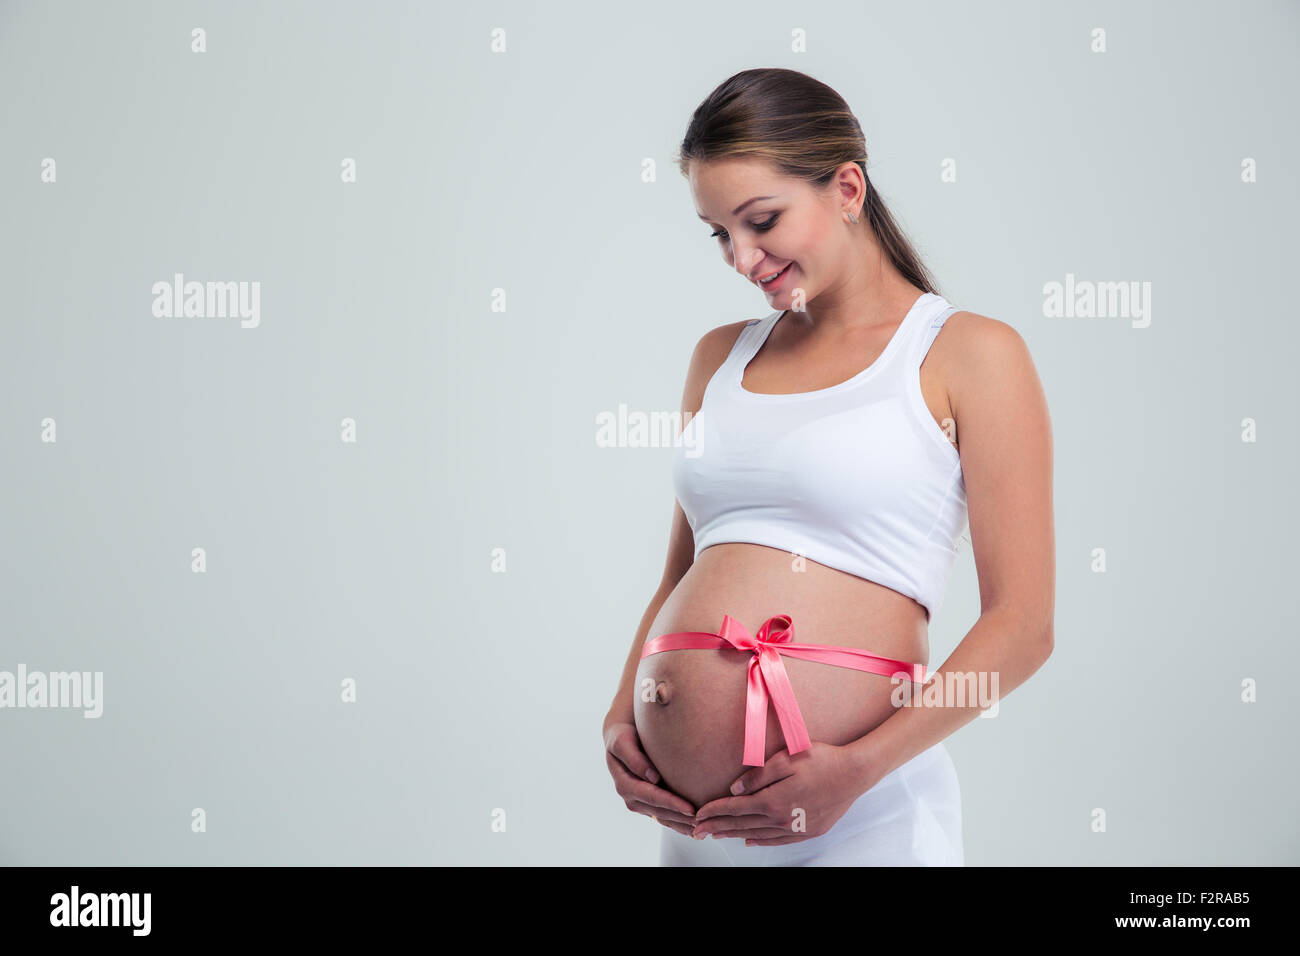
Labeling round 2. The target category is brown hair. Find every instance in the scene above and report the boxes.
[676,67,941,298]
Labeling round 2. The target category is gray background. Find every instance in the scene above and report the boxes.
[2,0,1296,865]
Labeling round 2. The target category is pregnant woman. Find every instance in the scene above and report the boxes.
[602,67,1055,866]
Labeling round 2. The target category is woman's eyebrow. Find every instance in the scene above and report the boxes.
[696,195,778,220]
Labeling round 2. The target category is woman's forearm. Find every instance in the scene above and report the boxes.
[603,580,676,734]
[843,606,1054,789]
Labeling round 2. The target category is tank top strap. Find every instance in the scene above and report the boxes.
[912,301,960,367]
[728,310,781,380]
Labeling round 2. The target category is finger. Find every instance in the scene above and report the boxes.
[693,814,774,837]
[604,748,695,812]
[653,817,696,837]
[744,833,813,846]
[694,794,773,822]
[727,756,795,798]
[606,729,664,785]
[608,758,696,816]
[627,800,695,826]
[715,827,798,842]
[632,780,697,817]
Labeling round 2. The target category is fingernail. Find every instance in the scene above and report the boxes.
[692,830,705,840]
[644,768,660,784]
[731,780,744,795]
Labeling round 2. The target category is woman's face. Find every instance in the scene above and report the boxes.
[690,157,851,305]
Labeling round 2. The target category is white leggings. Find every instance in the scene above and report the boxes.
[659,741,963,866]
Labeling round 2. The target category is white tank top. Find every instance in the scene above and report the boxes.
[673,292,967,621]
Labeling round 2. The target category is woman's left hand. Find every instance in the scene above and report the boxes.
[691,741,872,846]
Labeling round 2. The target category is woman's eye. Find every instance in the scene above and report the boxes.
[710,214,779,241]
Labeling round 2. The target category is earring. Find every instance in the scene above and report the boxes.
[844,210,859,224]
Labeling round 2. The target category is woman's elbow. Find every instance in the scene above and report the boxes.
[1032,619,1054,667]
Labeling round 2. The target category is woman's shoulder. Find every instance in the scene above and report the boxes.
[938,308,1045,416]
[679,315,763,412]
[699,315,758,354]
[940,309,1034,366]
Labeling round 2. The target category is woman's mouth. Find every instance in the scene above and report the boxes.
[758,262,793,290]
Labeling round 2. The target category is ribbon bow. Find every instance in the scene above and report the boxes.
[640,613,927,767]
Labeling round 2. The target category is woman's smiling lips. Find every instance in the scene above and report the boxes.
[755,262,793,290]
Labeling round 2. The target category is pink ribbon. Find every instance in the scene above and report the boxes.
[640,614,927,767]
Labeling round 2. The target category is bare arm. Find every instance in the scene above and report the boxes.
[602,569,677,733]
[602,319,751,826]
[601,318,750,733]
[844,311,1056,784]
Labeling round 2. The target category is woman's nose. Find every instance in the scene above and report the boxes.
[732,242,762,278]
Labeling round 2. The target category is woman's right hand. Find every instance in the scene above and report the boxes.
[604,721,698,836]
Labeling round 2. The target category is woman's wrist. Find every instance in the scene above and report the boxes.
[841,731,890,794]
[602,705,635,736]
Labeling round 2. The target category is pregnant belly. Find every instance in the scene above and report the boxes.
[632,544,930,808]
